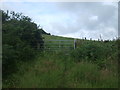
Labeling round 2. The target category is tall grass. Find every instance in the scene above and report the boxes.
[3,36,118,88]
[3,50,118,88]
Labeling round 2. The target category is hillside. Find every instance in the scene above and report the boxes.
[2,10,118,88]
[42,35,75,51]
[3,34,118,88]
[42,34,74,40]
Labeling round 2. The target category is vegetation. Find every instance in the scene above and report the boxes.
[1,10,45,79]
[2,10,118,88]
[40,29,51,35]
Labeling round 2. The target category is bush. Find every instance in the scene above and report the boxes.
[2,44,18,79]
[2,10,44,79]
[70,42,111,62]
[18,45,36,62]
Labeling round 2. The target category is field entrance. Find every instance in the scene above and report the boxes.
[43,39,75,51]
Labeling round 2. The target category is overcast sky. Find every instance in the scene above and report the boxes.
[1,1,118,40]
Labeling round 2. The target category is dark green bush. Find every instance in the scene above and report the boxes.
[18,45,36,62]
[2,10,44,79]
[70,42,111,62]
[2,44,18,79]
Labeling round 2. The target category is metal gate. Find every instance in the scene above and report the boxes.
[43,39,76,51]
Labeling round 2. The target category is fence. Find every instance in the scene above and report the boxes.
[43,39,76,51]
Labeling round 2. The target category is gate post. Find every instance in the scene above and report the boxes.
[74,39,76,49]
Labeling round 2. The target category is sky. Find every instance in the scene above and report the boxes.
[1,1,118,40]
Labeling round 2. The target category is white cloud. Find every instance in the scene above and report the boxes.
[89,16,98,21]
[1,2,118,40]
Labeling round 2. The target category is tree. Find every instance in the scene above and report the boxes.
[1,9,44,79]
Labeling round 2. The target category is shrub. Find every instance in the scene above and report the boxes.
[18,45,36,62]
[2,44,18,79]
[70,42,111,62]
[2,10,44,79]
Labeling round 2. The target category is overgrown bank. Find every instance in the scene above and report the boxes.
[2,9,118,88]
[3,40,118,88]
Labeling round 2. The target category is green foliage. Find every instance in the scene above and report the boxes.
[71,42,114,63]
[40,28,51,35]
[4,51,117,88]
[18,45,36,62]
[2,10,118,88]
[2,9,44,79]
[2,44,18,77]
[66,62,100,88]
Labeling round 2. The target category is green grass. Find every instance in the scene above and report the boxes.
[5,51,117,88]
[42,34,74,40]
[42,35,75,51]
[3,35,118,88]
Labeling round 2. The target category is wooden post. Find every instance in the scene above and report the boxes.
[74,39,76,49]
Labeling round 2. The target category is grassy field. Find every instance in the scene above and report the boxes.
[42,35,75,52]
[3,35,118,88]
[42,34,74,40]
